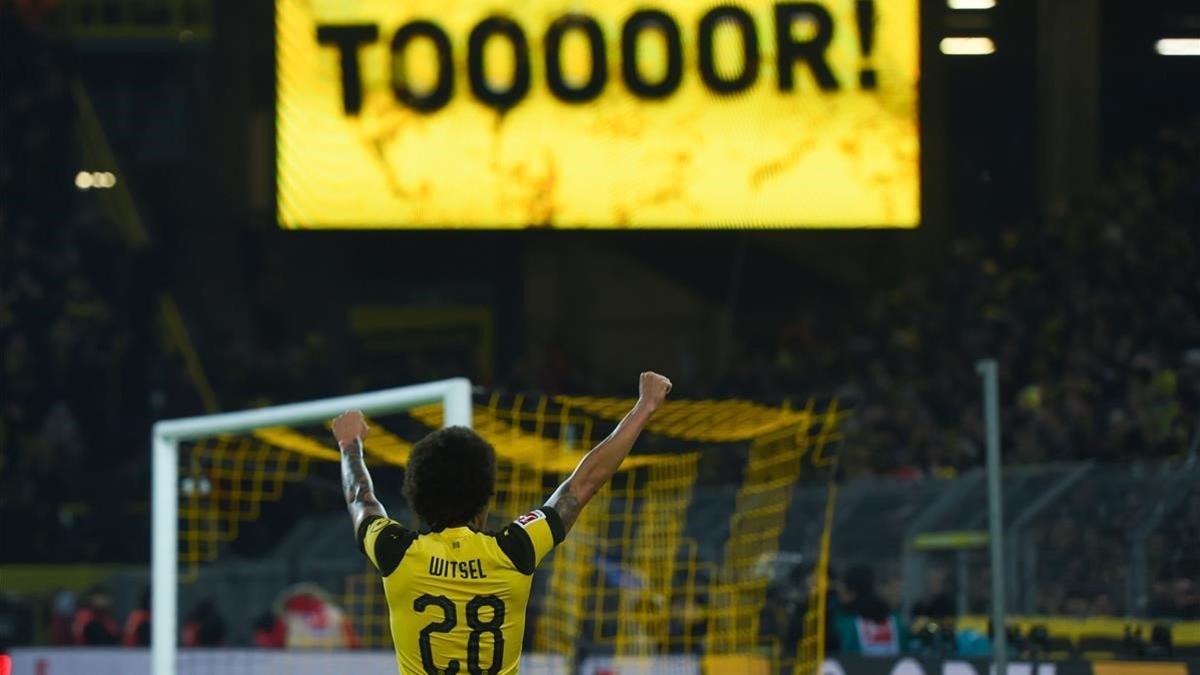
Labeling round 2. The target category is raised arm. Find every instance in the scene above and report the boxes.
[333,410,387,536]
[545,371,672,534]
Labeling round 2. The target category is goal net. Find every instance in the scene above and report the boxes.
[152,380,844,675]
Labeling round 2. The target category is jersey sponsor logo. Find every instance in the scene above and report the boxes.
[515,510,545,528]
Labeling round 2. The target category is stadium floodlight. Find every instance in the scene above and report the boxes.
[1155,38,1200,56]
[939,36,996,55]
[947,0,996,9]
[149,378,472,675]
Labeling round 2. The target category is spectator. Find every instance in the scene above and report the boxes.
[253,614,286,648]
[71,587,120,646]
[833,565,908,656]
[181,599,226,647]
[122,589,151,647]
[0,593,32,650]
[912,565,955,620]
[781,563,841,656]
[47,590,76,645]
[267,584,359,650]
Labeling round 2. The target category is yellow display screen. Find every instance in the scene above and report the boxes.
[276,0,919,229]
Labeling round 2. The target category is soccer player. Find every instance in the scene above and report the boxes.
[333,371,672,675]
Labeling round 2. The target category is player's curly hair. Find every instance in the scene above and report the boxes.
[403,426,496,529]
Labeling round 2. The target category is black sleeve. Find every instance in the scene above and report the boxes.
[495,524,537,575]
[495,506,566,575]
[357,515,416,576]
[356,515,383,553]
[542,505,566,544]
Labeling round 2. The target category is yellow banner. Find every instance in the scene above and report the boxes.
[1093,663,1188,675]
[277,0,919,228]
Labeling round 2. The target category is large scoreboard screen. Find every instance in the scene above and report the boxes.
[276,0,919,228]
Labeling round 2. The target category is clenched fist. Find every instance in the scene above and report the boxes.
[638,371,673,411]
[332,410,369,446]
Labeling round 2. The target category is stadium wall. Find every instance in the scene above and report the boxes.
[9,650,1200,675]
[6,649,566,675]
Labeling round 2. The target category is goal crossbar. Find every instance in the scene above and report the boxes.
[149,378,472,675]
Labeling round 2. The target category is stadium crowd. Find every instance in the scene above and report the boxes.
[832,130,1200,477]
[1,12,188,566]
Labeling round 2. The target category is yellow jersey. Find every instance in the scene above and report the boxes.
[359,507,565,675]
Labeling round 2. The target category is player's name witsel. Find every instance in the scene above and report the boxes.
[428,556,489,580]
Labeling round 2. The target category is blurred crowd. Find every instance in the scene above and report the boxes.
[1149,487,1200,618]
[0,8,206,564]
[762,562,1184,661]
[0,586,202,649]
[2,10,149,565]
[0,583,361,651]
[1,10,133,561]
[739,120,1200,477]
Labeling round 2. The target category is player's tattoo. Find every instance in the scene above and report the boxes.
[546,480,583,534]
[543,373,669,540]
[340,439,375,504]
[340,439,386,531]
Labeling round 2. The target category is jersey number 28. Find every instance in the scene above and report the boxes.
[413,593,505,675]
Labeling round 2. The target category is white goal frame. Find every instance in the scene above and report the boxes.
[149,378,472,675]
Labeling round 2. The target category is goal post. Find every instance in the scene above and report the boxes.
[146,383,843,675]
[149,378,472,675]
